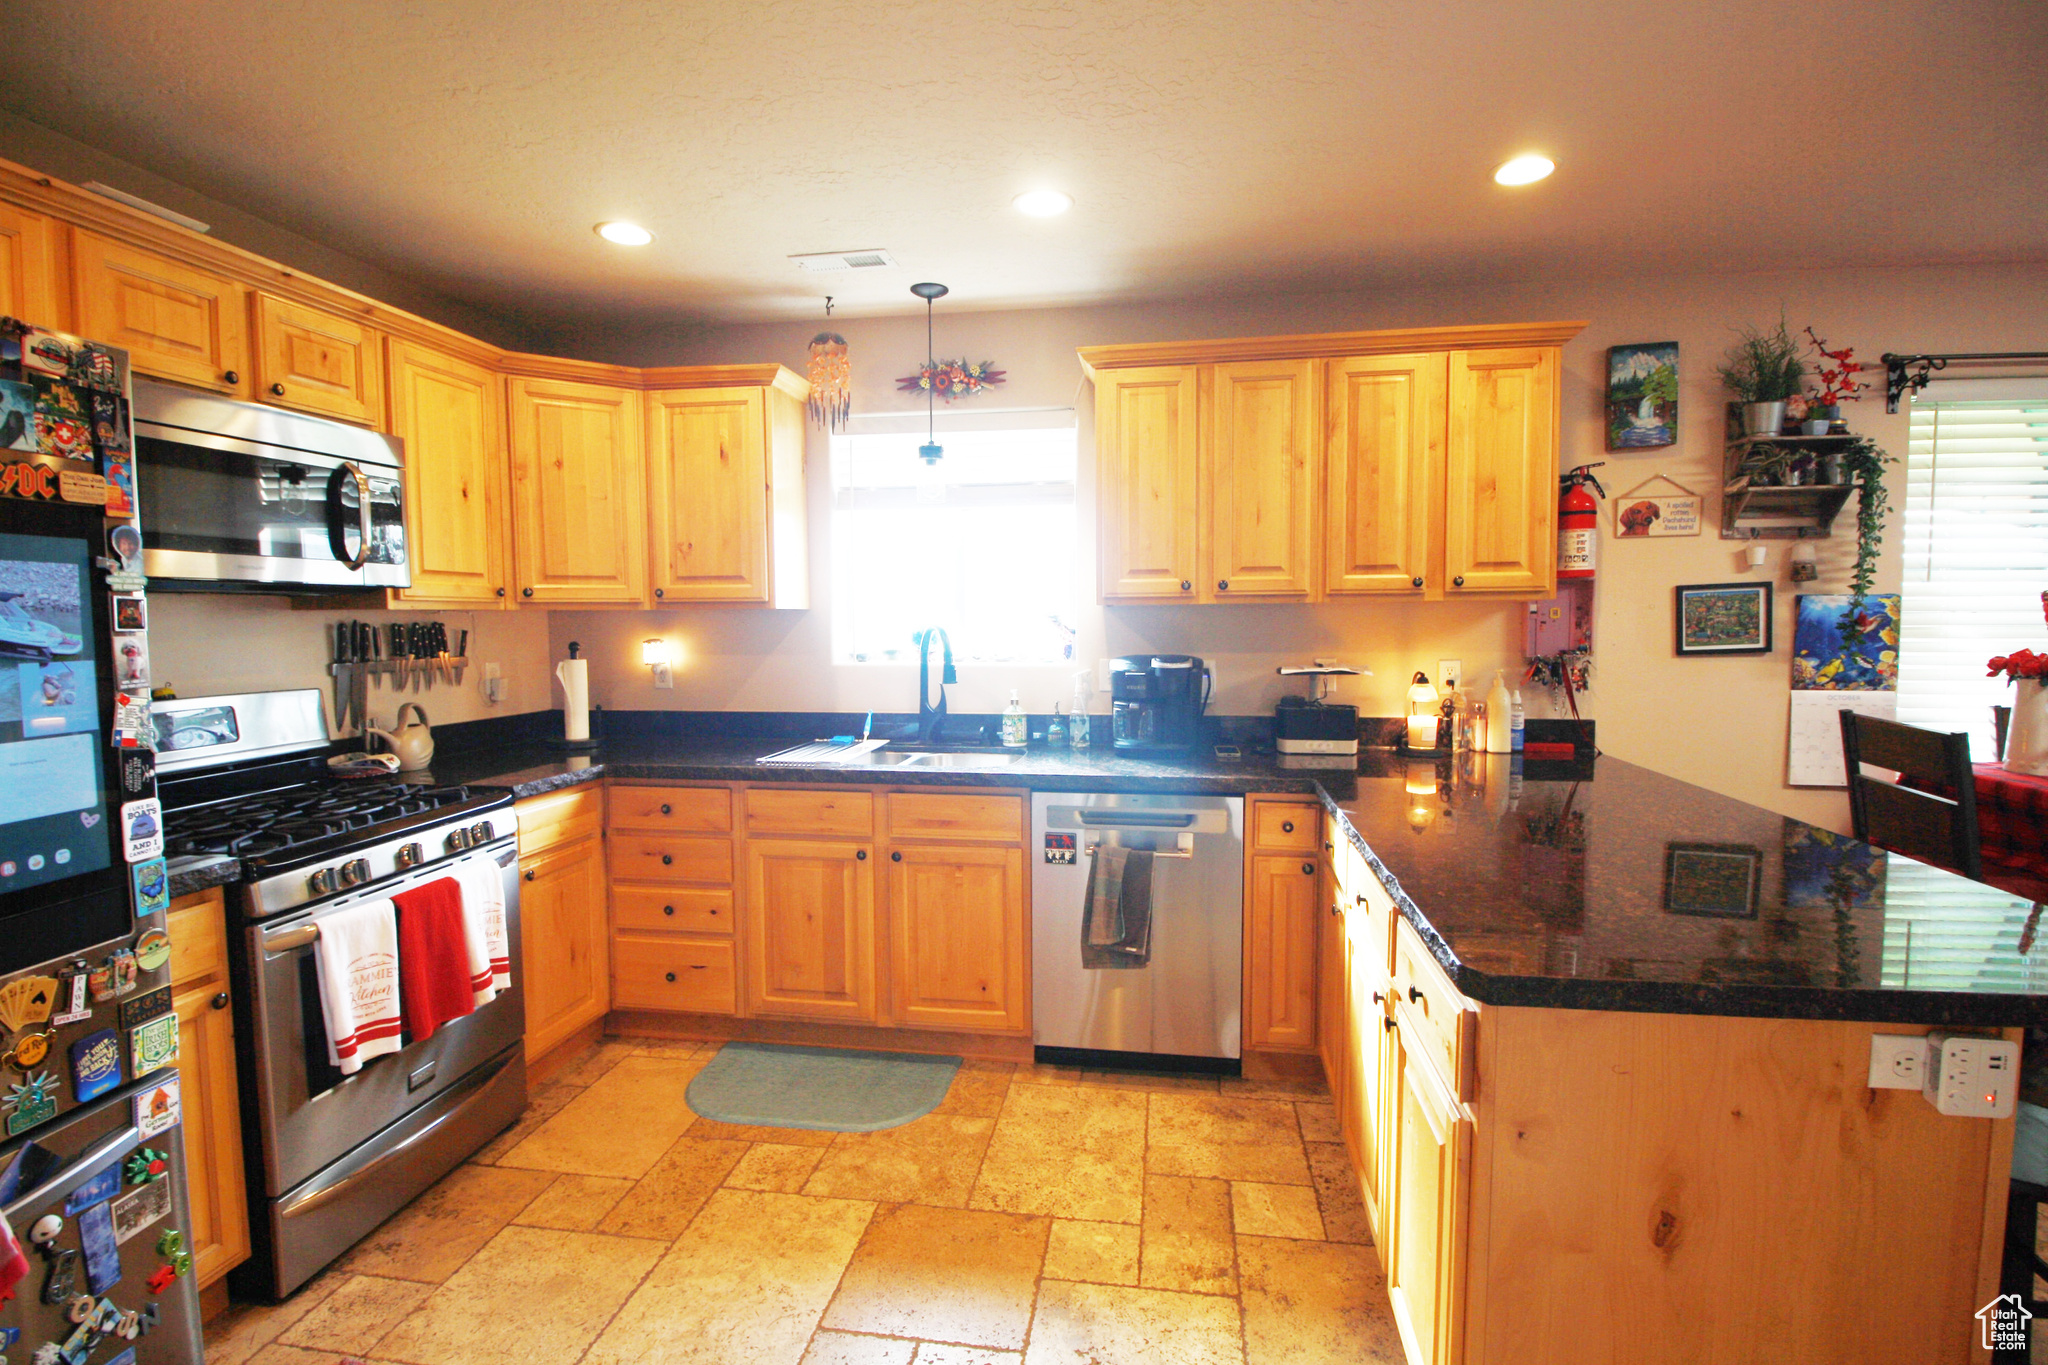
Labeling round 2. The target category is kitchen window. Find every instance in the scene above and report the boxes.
[1895,387,2048,754]
[830,414,1079,665]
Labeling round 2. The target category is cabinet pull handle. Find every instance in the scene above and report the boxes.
[665,972,677,983]
[223,370,239,385]
[1330,903,1341,917]
[522,587,534,598]
[1301,862,1314,875]
[1218,579,1229,591]
[856,850,868,861]
[211,992,230,1011]
[1382,1016,1397,1032]
[891,851,902,862]
[1372,990,1384,1005]
[496,587,506,597]
[523,869,535,881]
[660,804,672,815]
[1410,576,1423,588]
[1281,820,1294,834]
[661,854,673,865]
[690,964,706,970]
[655,588,665,599]
[1452,575,1465,587]
[1408,985,1424,1003]
[270,382,286,396]
[663,905,674,916]
[1179,580,1191,591]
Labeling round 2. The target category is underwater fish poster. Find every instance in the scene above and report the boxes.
[1791,594,1900,691]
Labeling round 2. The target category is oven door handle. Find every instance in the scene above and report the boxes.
[326,461,373,570]
[2,1124,143,1221]
[263,923,321,954]
[277,1051,517,1220]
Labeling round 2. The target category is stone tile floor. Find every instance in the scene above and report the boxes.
[204,1038,1403,1365]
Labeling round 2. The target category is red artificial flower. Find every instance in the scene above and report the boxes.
[1989,649,2048,681]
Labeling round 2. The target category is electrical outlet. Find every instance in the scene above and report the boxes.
[1868,1034,1927,1090]
[1924,1031,2019,1117]
[481,662,505,704]
[1438,659,1462,689]
[1097,658,1114,693]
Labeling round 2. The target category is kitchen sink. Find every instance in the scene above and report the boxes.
[846,749,1024,768]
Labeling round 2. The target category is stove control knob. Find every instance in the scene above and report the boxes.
[446,827,470,853]
[308,867,335,897]
[395,842,423,870]
[338,858,371,888]
[469,821,492,845]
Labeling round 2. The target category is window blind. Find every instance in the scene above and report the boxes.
[1895,397,2048,756]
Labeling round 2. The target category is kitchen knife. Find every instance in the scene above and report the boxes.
[333,621,355,733]
[354,621,373,733]
[390,623,406,691]
[454,629,468,686]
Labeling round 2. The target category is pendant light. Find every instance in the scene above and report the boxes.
[910,281,949,464]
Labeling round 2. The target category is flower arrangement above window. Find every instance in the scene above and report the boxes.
[897,359,1006,402]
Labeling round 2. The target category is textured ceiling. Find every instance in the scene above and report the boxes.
[1,1,2041,332]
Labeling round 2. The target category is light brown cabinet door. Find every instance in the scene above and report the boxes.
[1386,1020,1470,1365]
[1208,360,1316,599]
[888,843,1028,1033]
[1319,863,1348,1118]
[70,229,248,393]
[388,339,509,606]
[1346,913,1389,1248]
[646,386,769,602]
[745,838,876,1022]
[253,293,383,425]
[174,980,250,1289]
[1096,365,1200,602]
[0,202,61,326]
[1246,853,1319,1050]
[519,833,611,1059]
[507,377,646,604]
[1325,352,1444,595]
[1444,347,1557,596]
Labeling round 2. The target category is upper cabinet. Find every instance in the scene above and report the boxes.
[0,202,62,326]
[506,377,647,605]
[645,370,808,608]
[71,229,249,394]
[1081,323,1581,604]
[253,293,384,425]
[387,339,510,607]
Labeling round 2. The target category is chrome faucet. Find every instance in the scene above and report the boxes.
[917,627,956,746]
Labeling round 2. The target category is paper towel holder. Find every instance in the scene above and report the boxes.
[642,638,674,689]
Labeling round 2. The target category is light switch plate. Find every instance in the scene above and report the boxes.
[1924,1032,2019,1118]
[1868,1034,1927,1090]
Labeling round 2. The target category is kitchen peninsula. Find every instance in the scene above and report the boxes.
[227,719,2036,1365]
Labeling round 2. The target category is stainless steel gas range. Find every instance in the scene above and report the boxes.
[153,690,526,1300]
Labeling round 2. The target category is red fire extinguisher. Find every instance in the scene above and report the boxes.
[1557,462,1607,579]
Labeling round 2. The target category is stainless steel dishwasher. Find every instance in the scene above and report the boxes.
[1031,792,1243,1066]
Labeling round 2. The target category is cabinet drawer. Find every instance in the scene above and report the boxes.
[516,786,603,856]
[609,833,733,884]
[612,934,736,1014]
[885,792,1024,843]
[1394,917,1474,1101]
[745,787,873,838]
[609,785,732,834]
[1253,801,1320,852]
[168,889,228,991]
[612,884,735,937]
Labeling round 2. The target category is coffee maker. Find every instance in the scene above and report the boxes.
[1110,655,1212,752]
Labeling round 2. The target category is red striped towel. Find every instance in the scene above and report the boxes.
[459,860,511,1004]
[311,898,402,1074]
[395,877,477,1043]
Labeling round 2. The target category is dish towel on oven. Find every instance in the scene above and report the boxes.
[1082,844,1155,969]
[394,877,477,1042]
[311,898,403,1074]
[458,860,511,1005]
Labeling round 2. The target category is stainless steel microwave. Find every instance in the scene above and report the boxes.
[135,379,410,590]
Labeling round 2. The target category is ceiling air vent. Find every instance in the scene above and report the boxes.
[789,249,898,273]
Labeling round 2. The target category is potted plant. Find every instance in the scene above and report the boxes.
[1717,319,1806,436]
[1837,433,1894,633]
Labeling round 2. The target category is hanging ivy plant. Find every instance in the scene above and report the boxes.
[1836,434,1893,644]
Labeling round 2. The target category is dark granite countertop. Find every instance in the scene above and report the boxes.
[222,732,2048,1025]
[166,854,242,900]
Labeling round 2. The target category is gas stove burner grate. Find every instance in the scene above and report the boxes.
[165,780,479,864]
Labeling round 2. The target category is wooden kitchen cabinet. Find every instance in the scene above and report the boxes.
[1324,352,1443,595]
[252,293,383,425]
[1207,360,1317,599]
[606,784,739,1018]
[744,836,877,1022]
[167,887,250,1291]
[1443,347,1558,596]
[386,339,511,607]
[0,201,62,326]
[1245,798,1322,1053]
[1386,1015,1470,1365]
[506,376,646,604]
[71,229,249,393]
[516,788,610,1059]
[645,374,808,608]
[886,836,1029,1034]
[1093,365,1201,602]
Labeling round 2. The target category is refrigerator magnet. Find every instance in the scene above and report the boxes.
[51,964,92,1025]
[117,750,155,801]
[21,328,75,377]
[109,1178,170,1244]
[130,929,170,975]
[2,1070,60,1135]
[131,858,168,919]
[110,593,145,633]
[119,798,162,862]
[115,638,149,690]
[128,1013,177,1078]
[64,1163,120,1215]
[133,1075,179,1139]
[108,948,137,997]
[116,986,171,1032]
[70,1030,123,1104]
[103,459,135,520]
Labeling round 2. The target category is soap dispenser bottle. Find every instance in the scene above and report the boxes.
[1484,671,1513,754]
[1001,689,1028,749]
[1069,674,1092,751]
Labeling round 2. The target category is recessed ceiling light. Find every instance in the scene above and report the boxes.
[1013,190,1073,217]
[595,221,654,246]
[1493,155,1555,187]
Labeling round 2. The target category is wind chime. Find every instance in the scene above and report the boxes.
[805,297,850,432]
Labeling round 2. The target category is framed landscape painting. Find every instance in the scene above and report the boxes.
[1675,582,1773,655]
[1664,842,1762,917]
[1606,342,1679,451]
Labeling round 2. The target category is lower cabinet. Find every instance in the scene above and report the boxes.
[612,933,738,1012]
[1245,797,1322,1052]
[515,788,610,1059]
[887,842,1028,1033]
[744,836,877,1022]
[167,887,250,1291]
[1385,1018,1470,1365]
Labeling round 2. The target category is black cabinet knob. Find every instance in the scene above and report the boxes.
[1218,579,1229,591]
[891,851,902,862]
[1410,576,1423,588]
[1452,575,1465,587]
[211,992,229,1011]
[1281,820,1294,834]
[1300,862,1314,875]
[523,869,535,881]
[661,853,673,866]
[521,587,533,597]
[270,382,286,396]
[496,587,506,597]
[1408,986,1424,1003]
[1383,1016,1397,1032]
[660,804,672,815]
[665,972,677,983]
[1330,903,1341,917]
[1179,580,1191,591]
[223,370,239,384]
[1372,990,1384,1005]
[663,905,674,916]
[655,588,665,599]
[856,849,868,861]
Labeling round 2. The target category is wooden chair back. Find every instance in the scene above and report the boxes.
[1839,712,1981,878]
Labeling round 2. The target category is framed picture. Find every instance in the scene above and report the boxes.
[1791,593,1900,690]
[1612,474,1703,538]
[1664,842,1762,918]
[111,593,146,633]
[1675,582,1772,655]
[1606,342,1678,451]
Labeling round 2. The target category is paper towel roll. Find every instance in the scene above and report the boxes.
[555,658,590,742]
